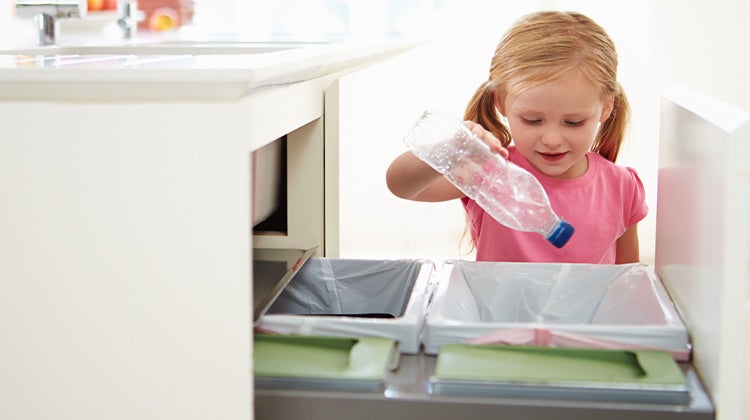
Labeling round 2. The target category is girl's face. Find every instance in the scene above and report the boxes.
[501,72,614,179]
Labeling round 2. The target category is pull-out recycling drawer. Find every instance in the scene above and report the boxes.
[256,257,435,354]
[423,261,690,360]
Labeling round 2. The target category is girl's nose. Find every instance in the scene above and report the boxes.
[540,128,564,148]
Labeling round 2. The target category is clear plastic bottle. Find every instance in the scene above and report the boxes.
[403,110,574,248]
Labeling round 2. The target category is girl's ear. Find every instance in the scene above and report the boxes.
[600,94,615,122]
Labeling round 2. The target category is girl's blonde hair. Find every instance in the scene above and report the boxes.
[464,11,630,162]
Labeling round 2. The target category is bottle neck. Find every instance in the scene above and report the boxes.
[541,216,562,239]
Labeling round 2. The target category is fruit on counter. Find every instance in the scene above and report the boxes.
[87,0,116,12]
[87,0,104,11]
[138,0,194,31]
[147,7,179,31]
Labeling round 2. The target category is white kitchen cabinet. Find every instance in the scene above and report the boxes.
[0,100,256,420]
[0,40,418,420]
[656,85,750,420]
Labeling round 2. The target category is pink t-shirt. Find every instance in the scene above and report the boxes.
[461,147,648,264]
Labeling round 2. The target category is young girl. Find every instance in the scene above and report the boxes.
[386,11,647,264]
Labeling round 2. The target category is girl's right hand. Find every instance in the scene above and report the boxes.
[463,120,509,159]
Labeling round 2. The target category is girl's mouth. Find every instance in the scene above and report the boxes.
[538,151,567,162]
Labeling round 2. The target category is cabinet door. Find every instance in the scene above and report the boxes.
[0,102,252,420]
[655,85,750,420]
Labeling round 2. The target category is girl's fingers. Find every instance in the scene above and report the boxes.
[463,121,509,158]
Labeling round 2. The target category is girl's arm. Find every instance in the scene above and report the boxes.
[385,151,463,202]
[386,121,509,202]
[615,225,640,263]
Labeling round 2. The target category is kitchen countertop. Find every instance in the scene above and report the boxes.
[0,36,423,100]
[255,352,715,420]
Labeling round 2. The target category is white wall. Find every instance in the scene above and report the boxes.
[651,0,750,112]
[0,0,35,49]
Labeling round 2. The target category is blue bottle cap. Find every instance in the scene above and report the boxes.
[547,220,575,248]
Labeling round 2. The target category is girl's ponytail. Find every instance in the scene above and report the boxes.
[593,84,630,162]
[464,81,512,147]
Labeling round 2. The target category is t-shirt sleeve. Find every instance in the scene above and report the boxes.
[626,167,649,227]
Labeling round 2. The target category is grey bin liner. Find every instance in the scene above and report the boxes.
[259,258,435,354]
[423,261,690,358]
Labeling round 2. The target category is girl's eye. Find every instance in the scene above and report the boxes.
[565,120,585,127]
[522,118,541,125]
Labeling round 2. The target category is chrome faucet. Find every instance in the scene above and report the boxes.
[15,0,87,46]
[117,0,138,40]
